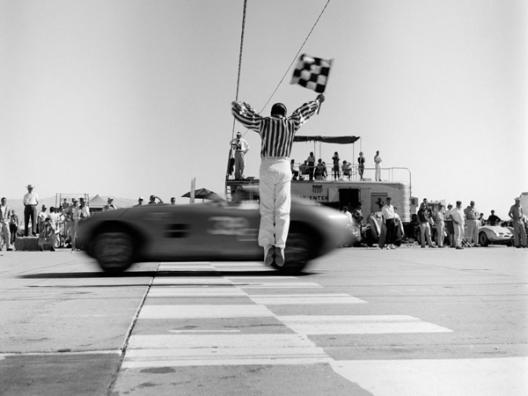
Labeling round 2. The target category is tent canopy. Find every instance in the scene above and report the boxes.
[182,188,221,200]
[293,135,360,144]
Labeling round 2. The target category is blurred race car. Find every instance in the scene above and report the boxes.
[77,188,350,274]
[478,224,513,247]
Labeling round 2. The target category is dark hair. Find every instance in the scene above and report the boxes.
[271,103,287,117]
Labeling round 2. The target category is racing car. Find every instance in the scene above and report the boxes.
[77,188,350,273]
[478,224,514,247]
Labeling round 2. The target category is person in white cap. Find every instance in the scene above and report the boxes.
[230,132,249,180]
[23,184,39,236]
[231,94,324,267]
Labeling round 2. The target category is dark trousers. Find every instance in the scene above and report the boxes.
[24,205,37,236]
[9,224,17,244]
[385,218,396,244]
[308,162,315,181]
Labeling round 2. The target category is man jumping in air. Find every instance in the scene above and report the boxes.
[231,94,325,267]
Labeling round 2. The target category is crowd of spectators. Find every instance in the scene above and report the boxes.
[342,196,527,250]
[291,150,382,182]
[0,185,179,252]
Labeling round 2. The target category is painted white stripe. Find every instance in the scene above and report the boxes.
[123,357,331,368]
[123,334,330,368]
[168,329,241,334]
[139,305,274,319]
[226,276,297,280]
[278,315,453,334]
[330,357,528,396]
[214,262,265,268]
[239,282,323,289]
[157,265,215,271]
[249,294,366,305]
[152,277,232,285]
[128,333,317,349]
[148,287,246,297]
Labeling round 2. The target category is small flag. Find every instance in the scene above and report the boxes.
[291,54,333,94]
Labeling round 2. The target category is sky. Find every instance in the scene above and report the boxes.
[1,0,526,218]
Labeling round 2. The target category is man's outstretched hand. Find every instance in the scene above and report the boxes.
[317,94,325,103]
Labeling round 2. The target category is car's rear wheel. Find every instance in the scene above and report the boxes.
[274,229,315,273]
[92,231,134,273]
[479,232,489,247]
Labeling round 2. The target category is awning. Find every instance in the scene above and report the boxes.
[293,136,360,144]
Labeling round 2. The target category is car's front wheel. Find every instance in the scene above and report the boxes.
[92,231,135,273]
[479,232,489,247]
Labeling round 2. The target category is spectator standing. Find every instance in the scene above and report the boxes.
[230,131,249,180]
[374,151,382,181]
[417,202,435,248]
[79,198,90,219]
[331,152,340,180]
[357,152,365,181]
[434,204,446,247]
[63,201,73,247]
[71,199,81,250]
[170,197,176,205]
[445,204,455,247]
[23,184,39,236]
[103,197,118,211]
[509,198,526,248]
[299,161,308,180]
[381,197,397,249]
[232,94,324,267]
[478,213,485,226]
[47,207,60,250]
[134,197,144,207]
[306,152,316,181]
[451,201,465,249]
[487,210,501,226]
[9,210,18,246]
[290,159,299,180]
[0,197,12,250]
[464,201,479,247]
[37,205,48,234]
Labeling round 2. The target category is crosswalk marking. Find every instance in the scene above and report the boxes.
[278,315,453,334]
[238,282,323,289]
[138,304,274,319]
[148,287,247,297]
[330,357,528,396]
[249,294,367,305]
[122,334,330,368]
[152,277,233,286]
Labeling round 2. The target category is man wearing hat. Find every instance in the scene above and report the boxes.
[231,94,324,267]
[509,197,526,248]
[230,131,249,180]
[23,184,39,236]
[134,197,144,207]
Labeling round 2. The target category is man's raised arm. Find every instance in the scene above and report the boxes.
[290,94,325,130]
[231,101,263,133]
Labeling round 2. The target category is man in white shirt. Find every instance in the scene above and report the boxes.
[451,201,465,249]
[0,197,12,250]
[374,150,382,181]
[23,184,39,236]
[382,197,396,248]
[230,132,250,180]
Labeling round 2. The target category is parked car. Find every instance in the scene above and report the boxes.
[77,188,350,274]
[478,224,513,247]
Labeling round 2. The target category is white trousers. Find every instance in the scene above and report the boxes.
[258,158,291,250]
[375,165,381,181]
[454,223,464,247]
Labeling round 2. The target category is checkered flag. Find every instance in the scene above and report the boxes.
[291,54,333,94]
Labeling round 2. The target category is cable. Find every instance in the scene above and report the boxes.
[231,0,248,140]
[259,0,331,113]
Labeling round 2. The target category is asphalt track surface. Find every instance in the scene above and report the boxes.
[1,246,527,395]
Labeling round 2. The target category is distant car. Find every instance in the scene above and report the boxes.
[478,224,513,247]
[77,188,350,274]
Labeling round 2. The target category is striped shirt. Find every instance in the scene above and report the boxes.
[231,99,320,158]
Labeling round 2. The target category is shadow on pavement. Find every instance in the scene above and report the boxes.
[19,270,315,279]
